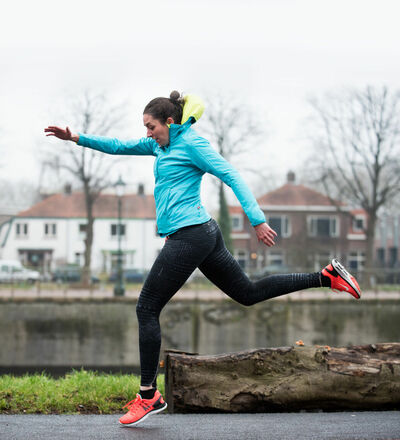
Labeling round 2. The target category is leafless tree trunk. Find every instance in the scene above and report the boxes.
[44,90,128,285]
[308,86,400,286]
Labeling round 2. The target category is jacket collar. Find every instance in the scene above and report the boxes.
[166,117,194,147]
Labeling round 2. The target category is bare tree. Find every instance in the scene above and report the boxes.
[44,90,128,285]
[199,93,263,162]
[308,85,400,284]
[197,92,267,253]
[0,179,40,214]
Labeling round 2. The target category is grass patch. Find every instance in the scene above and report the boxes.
[0,369,164,414]
[375,284,400,292]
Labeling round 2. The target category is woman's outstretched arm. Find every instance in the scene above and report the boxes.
[190,139,277,247]
[44,126,157,156]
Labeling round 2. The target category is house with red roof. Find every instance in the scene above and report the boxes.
[230,172,367,274]
[0,184,164,274]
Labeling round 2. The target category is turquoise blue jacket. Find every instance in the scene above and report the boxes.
[77,95,266,237]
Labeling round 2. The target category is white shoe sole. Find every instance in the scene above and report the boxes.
[119,403,167,427]
[331,259,361,298]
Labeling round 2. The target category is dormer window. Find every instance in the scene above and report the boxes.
[266,215,291,238]
[231,214,243,231]
[353,215,365,232]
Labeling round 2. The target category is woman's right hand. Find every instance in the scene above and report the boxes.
[254,222,277,247]
[44,126,79,142]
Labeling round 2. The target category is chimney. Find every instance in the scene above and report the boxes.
[287,171,295,184]
[138,183,145,196]
[64,183,72,195]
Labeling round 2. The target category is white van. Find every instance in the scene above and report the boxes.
[0,260,40,283]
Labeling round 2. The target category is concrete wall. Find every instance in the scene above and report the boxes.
[0,298,398,368]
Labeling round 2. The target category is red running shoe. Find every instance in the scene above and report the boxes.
[322,259,361,299]
[119,390,167,427]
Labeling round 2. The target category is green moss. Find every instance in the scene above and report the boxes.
[0,369,164,414]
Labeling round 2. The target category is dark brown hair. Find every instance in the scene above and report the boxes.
[143,91,184,124]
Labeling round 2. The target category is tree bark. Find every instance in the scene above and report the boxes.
[365,210,377,288]
[82,180,95,287]
[165,343,400,413]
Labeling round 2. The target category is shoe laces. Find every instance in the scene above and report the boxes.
[123,394,142,412]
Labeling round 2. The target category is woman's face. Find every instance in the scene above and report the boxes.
[143,114,173,147]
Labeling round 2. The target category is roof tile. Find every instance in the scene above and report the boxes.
[256,183,342,206]
[17,193,156,218]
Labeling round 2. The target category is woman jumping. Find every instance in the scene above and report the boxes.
[45,91,361,427]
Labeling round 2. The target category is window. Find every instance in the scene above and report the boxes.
[15,223,28,237]
[376,248,385,265]
[1,264,9,273]
[389,247,398,268]
[78,224,87,240]
[308,216,339,238]
[111,224,126,237]
[348,251,365,271]
[44,223,57,237]
[75,252,83,266]
[79,224,87,233]
[386,223,394,240]
[309,252,333,271]
[111,252,127,270]
[353,216,365,232]
[234,249,248,269]
[266,251,284,266]
[266,216,290,238]
[231,214,243,232]
[11,265,22,274]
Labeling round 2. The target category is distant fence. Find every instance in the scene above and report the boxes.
[1,266,399,292]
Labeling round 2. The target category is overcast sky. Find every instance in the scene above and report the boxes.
[1,0,400,208]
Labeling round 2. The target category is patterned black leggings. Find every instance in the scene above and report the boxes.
[136,218,321,386]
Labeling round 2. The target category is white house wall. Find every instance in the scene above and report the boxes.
[3,218,57,261]
[92,217,164,272]
[1,217,164,273]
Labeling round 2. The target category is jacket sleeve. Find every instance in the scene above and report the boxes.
[77,133,157,156]
[190,140,266,226]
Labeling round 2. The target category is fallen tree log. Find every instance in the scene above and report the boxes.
[164,343,400,413]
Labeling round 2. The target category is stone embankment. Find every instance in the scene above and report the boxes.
[0,288,399,301]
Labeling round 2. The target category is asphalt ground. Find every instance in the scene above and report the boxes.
[1,412,399,440]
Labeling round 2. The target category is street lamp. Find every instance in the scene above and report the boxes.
[114,175,126,297]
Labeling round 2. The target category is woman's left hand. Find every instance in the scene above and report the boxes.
[254,222,277,247]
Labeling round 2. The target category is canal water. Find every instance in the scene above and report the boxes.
[0,298,399,375]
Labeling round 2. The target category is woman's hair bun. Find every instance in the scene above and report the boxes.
[169,90,181,102]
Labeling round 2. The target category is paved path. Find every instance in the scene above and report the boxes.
[1,412,399,440]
